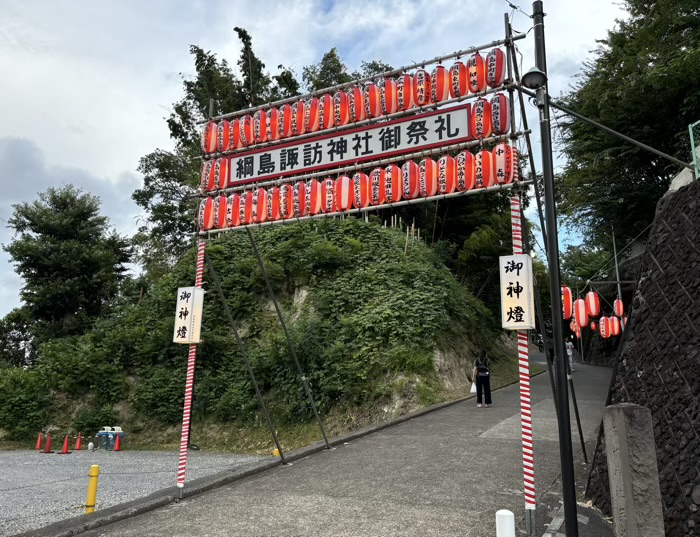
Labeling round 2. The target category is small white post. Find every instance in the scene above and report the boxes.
[496,509,516,537]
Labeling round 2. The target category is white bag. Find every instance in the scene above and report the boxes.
[470,381,477,394]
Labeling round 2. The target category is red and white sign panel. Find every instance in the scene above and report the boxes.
[226,105,474,187]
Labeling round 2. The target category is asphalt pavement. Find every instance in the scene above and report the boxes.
[71,355,613,537]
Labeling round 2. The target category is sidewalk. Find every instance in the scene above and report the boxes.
[76,360,612,537]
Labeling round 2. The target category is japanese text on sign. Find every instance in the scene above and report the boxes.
[228,105,473,185]
[173,287,204,344]
[499,255,535,330]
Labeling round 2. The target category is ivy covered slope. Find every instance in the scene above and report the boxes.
[1,218,510,450]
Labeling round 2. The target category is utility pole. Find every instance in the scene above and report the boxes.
[531,2,579,535]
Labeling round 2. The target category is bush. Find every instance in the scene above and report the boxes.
[0,368,50,440]
[74,405,118,437]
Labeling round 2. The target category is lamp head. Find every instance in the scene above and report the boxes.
[521,67,548,90]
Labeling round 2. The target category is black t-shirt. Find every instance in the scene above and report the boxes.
[474,357,490,376]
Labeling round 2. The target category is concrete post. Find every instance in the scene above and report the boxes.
[603,403,665,537]
[495,509,516,537]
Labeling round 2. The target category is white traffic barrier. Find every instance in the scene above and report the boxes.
[495,509,516,537]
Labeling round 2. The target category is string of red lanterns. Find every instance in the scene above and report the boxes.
[197,145,518,231]
[201,50,509,156]
[560,286,626,339]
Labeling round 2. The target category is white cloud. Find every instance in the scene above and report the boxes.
[0,0,626,316]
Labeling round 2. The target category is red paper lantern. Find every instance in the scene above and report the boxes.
[334,176,353,211]
[319,94,335,130]
[252,188,268,223]
[237,192,249,225]
[599,317,609,338]
[456,151,476,191]
[490,93,510,135]
[364,84,382,118]
[307,180,323,215]
[562,286,573,320]
[467,53,486,93]
[201,160,213,191]
[243,190,254,224]
[471,98,493,139]
[574,298,589,328]
[437,155,457,194]
[401,161,420,199]
[217,120,230,153]
[431,65,450,103]
[418,159,438,197]
[475,150,494,188]
[279,184,294,218]
[486,48,507,89]
[278,104,293,138]
[383,164,402,203]
[492,143,514,185]
[413,69,432,107]
[590,321,597,332]
[305,98,320,132]
[229,119,242,150]
[397,74,415,112]
[614,298,624,317]
[213,196,227,229]
[449,61,469,98]
[570,319,578,333]
[253,110,268,144]
[585,291,600,317]
[267,187,281,221]
[369,168,385,205]
[267,108,281,142]
[611,316,621,336]
[381,78,398,115]
[321,179,335,213]
[348,87,366,123]
[352,172,371,208]
[227,194,241,227]
[291,101,306,137]
[239,115,254,147]
[213,158,229,190]
[334,91,350,126]
[293,182,308,217]
[201,121,217,154]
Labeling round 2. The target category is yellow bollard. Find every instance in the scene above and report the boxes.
[85,464,100,514]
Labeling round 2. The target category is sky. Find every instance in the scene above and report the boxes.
[0,0,626,317]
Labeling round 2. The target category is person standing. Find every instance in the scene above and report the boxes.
[565,337,575,372]
[472,351,492,408]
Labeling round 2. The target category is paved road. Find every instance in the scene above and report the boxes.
[79,359,611,537]
[0,451,265,536]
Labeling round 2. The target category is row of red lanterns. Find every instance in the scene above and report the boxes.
[562,286,625,338]
[201,49,509,155]
[201,92,512,192]
[569,316,622,339]
[198,145,518,231]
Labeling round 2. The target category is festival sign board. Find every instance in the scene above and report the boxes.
[499,254,536,330]
[226,104,473,187]
[173,287,204,344]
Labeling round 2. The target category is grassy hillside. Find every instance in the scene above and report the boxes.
[0,217,520,452]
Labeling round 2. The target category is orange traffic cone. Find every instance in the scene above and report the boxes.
[57,435,72,455]
[75,433,82,451]
[113,434,121,452]
[42,433,54,454]
[35,432,43,450]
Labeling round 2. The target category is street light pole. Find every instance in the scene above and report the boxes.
[531,2,579,535]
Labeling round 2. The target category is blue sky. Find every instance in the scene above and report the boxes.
[0,0,625,316]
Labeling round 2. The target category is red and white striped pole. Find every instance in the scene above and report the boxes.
[510,186,536,513]
[177,241,206,495]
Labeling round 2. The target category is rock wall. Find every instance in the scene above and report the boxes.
[586,178,700,537]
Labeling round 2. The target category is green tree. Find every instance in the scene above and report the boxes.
[3,185,131,341]
[302,48,354,91]
[0,308,35,368]
[557,0,700,246]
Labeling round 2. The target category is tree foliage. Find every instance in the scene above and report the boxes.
[557,0,700,246]
[3,185,131,341]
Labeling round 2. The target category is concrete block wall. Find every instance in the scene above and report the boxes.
[586,179,700,536]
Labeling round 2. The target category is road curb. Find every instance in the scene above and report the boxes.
[15,370,544,537]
